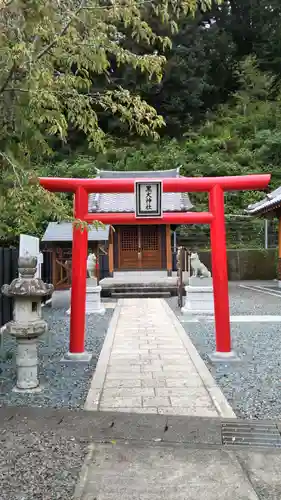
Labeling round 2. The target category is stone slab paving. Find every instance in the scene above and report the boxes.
[74,443,260,500]
[85,298,235,417]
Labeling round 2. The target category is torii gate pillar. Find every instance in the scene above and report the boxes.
[209,184,233,359]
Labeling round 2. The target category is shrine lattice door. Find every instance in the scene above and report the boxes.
[118,225,161,270]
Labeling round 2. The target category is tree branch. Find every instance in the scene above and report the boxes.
[0,63,16,94]
[0,0,87,93]
[0,0,14,10]
[0,151,23,188]
[35,0,87,62]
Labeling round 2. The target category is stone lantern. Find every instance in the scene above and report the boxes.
[2,256,54,392]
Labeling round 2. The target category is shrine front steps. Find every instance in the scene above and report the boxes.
[99,272,188,298]
[101,284,177,298]
[111,288,171,299]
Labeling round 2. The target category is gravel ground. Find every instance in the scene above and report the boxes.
[228,282,281,315]
[0,424,89,500]
[0,299,115,409]
[167,283,281,420]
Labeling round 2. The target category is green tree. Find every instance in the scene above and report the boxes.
[102,7,236,136]
[83,56,280,214]
[0,0,214,240]
[211,0,281,74]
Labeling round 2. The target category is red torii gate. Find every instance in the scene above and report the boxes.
[39,174,270,361]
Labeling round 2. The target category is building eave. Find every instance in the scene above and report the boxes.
[246,198,281,216]
[42,222,110,242]
[246,185,281,216]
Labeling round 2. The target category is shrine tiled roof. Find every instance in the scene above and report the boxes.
[88,168,193,213]
[246,186,281,215]
[42,222,110,242]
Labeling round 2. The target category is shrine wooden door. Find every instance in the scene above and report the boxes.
[119,225,139,269]
[118,225,161,270]
[141,225,161,269]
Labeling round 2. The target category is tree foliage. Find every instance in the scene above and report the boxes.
[129,0,281,135]
[0,0,213,240]
[73,57,280,216]
[10,55,281,239]
[1,0,281,242]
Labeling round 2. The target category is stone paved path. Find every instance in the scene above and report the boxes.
[85,298,235,417]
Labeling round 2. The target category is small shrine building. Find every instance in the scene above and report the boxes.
[246,185,281,281]
[88,168,193,276]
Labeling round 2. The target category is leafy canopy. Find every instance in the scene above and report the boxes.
[79,56,280,214]
[0,0,214,239]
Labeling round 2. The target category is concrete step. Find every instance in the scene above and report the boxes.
[101,285,178,298]
[111,291,171,298]
[109,286,175,292]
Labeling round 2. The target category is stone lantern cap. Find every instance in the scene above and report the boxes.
[1,256,54,298]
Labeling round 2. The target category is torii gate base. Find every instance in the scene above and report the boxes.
[39,174,270,362]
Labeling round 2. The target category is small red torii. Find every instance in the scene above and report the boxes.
[39,174,270,361]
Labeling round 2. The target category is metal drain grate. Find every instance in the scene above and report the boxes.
[222,421,281,448]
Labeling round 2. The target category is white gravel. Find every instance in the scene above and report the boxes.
[0,301,115,409]
[167,283,281,419]
[0,425,88,500]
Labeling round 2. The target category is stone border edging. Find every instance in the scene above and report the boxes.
[73,443,95,500]
[84,301,122,411]
[161,299,236,419]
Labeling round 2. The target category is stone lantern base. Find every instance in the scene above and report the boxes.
[12,337,41,392]
[181,277,214,316]
[5,318,48,392]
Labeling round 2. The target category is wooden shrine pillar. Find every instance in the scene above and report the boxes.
[278,218,281,284]
[95,242,100,283]
[166,224,172,276]
[51,247,56,288]
[108,226,114,277]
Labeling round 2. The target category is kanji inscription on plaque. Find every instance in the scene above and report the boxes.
[135,180,162,218]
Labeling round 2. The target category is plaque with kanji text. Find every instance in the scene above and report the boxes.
[135,180,163,218]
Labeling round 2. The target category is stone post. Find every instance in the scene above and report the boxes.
[85,278,105,315]
[67,278,105,315]
[2,256,54,392]
[181,276,214,317]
